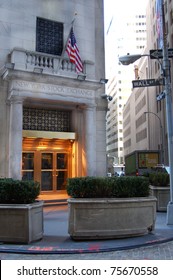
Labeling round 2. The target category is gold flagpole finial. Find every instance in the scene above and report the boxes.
[71,12,77,26]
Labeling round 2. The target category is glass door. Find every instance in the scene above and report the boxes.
[22,151,69,192]
[41,152,68,192]
[22,153,34,180]
[41,153,53,191]
[55,153,68,190]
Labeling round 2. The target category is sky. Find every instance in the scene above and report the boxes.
[104,0,149,83]
[104,0,148,30]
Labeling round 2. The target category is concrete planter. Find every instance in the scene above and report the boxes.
[150,185,170,212]
[68,197,157,240]
[0,200,43,244]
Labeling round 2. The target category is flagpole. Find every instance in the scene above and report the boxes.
[160,2,173,224]
[56,15,77,73]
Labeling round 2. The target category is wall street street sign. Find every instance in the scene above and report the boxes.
[132,78,164,88]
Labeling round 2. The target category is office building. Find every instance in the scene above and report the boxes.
[123,0,173,166]
[105,2,147,169]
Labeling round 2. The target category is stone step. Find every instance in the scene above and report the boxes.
[42,199,68,207]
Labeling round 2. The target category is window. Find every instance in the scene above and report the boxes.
[23,107,71,132]
[36,17,63,56]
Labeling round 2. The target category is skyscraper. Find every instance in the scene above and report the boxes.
[104,0,147,169]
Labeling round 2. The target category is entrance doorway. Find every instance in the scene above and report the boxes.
[22,151,68,192]
[41,152,67,191]
[22,138,72,193]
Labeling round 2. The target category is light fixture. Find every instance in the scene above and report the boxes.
[119,54,150,65]
[33,67,43,74]
[0,63,15,79]
[69,139,74,144]
[100,78,108,84]
[2,69,8,79]
[77,74,86,81]
[101,94,113,101]
[5,62,15,69]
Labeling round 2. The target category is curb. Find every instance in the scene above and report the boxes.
[1,237,173,255]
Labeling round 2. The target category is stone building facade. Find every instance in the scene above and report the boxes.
[0,0,107,195]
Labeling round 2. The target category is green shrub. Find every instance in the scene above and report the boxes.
[67,176,150,198]
[149,172,170,186]
[0,178,40,204]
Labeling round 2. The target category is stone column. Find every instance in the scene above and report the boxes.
[8,98,23,179]
[84,105,96,176]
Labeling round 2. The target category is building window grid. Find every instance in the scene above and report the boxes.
[136,128,147,143]
[36,17,63,56]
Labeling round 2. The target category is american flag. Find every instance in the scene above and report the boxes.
[156,0,163,49]
[66,28,83,73]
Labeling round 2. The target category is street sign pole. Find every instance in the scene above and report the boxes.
[160,4,173,224]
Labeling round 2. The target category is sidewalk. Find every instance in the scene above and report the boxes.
[0,205,173,255]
